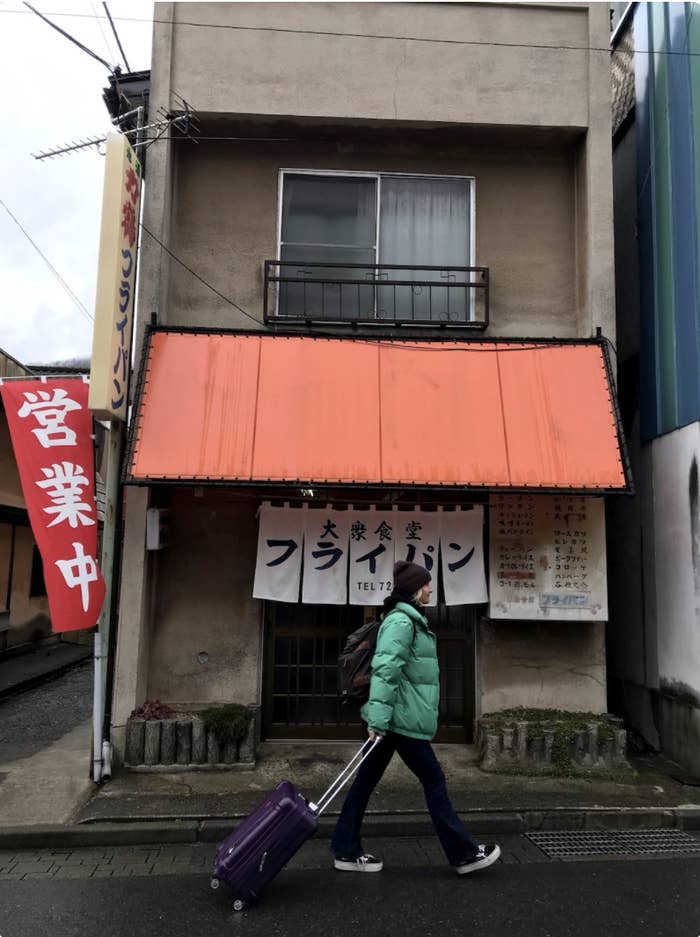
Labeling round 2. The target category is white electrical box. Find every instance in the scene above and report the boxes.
[146,507,169,550]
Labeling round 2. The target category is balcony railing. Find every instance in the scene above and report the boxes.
[263,261,489,328]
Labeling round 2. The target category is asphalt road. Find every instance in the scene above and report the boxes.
[1,840,699,937]
[0,659,92,762]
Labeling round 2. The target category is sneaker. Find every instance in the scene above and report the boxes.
[454,844,501,875]
[334,854,384,872]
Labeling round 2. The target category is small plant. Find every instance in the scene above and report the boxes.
[130,700,177,720]
[201,704,252,746]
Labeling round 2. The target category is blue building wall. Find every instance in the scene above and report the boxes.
[636,2,700,440]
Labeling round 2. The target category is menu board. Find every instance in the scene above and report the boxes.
[488,494,607,621]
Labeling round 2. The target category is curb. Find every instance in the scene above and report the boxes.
[1,807,699,849]
[0,651,92,701]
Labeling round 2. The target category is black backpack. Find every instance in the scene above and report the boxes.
[337,616,416,703]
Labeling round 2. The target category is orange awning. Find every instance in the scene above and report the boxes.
[127,331,629,492]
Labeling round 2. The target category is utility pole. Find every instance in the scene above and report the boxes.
[91,106,145,783]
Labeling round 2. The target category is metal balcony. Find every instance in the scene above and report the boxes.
[263,261,489,328]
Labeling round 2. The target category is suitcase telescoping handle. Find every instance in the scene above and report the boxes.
[309,737,381,816]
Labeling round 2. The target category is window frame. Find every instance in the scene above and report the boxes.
[275,168,477,321]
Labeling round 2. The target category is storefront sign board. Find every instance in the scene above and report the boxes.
[488,494,607,621]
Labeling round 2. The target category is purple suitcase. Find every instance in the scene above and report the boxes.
[210,738,379,910]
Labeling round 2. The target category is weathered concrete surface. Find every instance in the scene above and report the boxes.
[146,493,261,710]
[76,742,700,829]
[167,140,578,337]
[166,2,592,128]
[479,620,607,714]
[110,486,151,763]
[0,718,94,826]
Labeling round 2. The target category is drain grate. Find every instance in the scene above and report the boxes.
[527,829,700,859]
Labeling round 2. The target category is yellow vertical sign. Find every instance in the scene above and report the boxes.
[89,133,142,421]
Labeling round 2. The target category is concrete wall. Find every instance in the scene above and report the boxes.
[165,2,590,128]
[650,423,700,773]
[146,489,262,708]
[151,1,614,340]
[150,1,615,344]
[167,140,578,337]
[479,620,607,714]
[111,487,152,757]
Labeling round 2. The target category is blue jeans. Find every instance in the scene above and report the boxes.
[331,731,480,866]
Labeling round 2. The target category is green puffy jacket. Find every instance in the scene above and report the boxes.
[361,601,439,741]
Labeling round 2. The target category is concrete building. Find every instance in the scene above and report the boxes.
[110,2,627,762]
[609,2,700,776]
[0,350,52,650]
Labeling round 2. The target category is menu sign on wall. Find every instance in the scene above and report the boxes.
[488,494,607,621]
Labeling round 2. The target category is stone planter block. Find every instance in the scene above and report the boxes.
[144,720,161,766]
[613,729,628,764]
[160,719,177,764]
[476,716,630,773]
[585,723,599,765]
[176,720,192,764]
[207,730,220,765]
[191,717,206,764]
[125,719,145,765]
[502,727,514,758]
[222,740,238,764]
[543,729,555,764]
[238,717,256,764]
[482,733,500,768]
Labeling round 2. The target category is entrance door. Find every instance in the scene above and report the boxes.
[263,602,476,741]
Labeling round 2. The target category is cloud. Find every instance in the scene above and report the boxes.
[0,0,154,365]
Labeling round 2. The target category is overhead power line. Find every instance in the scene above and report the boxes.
[89,0,118,67]
[103,1,131,71]
[22,1,115,72]
[0,198,93,325]
[4,7,700,59]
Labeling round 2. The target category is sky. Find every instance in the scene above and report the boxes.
[0,0,155,365]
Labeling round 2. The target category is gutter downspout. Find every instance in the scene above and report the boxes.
[92,418,125,783]
[92,629,104,782]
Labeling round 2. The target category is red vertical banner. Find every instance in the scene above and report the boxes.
[0,377,106,632]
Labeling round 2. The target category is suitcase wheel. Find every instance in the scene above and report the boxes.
[209,877,221,891]
[233,899,247,912]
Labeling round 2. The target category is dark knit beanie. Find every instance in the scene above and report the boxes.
[392,561,431,595]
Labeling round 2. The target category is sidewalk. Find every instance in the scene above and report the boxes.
[2,644,700,849]
[0,641,95,844]
[2,734,700,850]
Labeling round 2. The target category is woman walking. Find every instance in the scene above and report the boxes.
[331,560,501,874]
